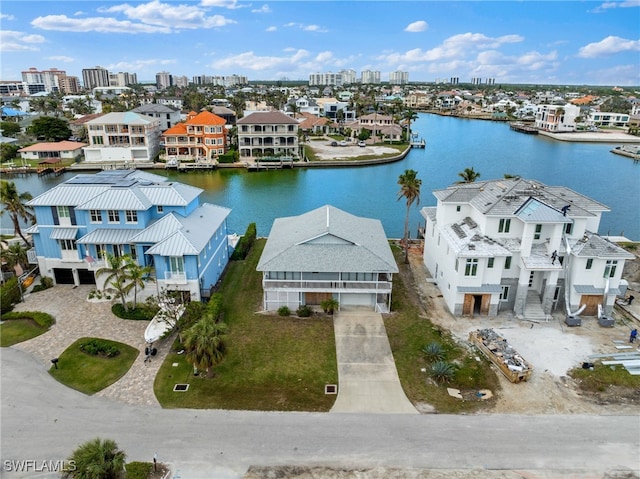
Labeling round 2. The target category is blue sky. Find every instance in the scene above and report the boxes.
[1,0,639,86]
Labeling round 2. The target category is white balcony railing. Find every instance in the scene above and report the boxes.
[262,279,392,293]
[164,272,187,284]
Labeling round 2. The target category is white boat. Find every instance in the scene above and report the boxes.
[144,304,185,344]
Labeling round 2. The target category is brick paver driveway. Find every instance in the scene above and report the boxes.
[10,285,170,407]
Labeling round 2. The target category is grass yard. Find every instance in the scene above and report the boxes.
[384,245,500,413]
[154,239,338,411]
[1,311,55,347]
[49,337,139,395]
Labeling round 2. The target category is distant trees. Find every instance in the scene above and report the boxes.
[0,121,21,137]
[28,116,72,141]
[397,169,422,264]
[0,180,35,245]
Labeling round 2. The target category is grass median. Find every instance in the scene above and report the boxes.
[1,311,55,347]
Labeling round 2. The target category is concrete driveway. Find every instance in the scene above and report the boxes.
[330,310,418,414]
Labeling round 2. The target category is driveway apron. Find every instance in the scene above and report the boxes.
[331,310,418,414]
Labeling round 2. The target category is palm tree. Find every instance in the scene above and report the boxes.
[183,317,227,377]
[125,258,154,309]
[96,253,134,312]
[0,180,35,246]
[397,169,422,264]
[63,437,126,479]
[404,109,418,140]
[456,167,481,184]
[1,242,29,273]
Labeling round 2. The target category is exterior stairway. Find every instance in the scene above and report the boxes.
[524,290,549,322]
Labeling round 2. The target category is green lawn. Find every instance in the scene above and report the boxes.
[384,244,501,413]
[49,337,139,395]
[1,311,55,347]
[154,240,338,411]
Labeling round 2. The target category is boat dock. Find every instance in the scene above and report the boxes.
[611,145,640,161]
[36,159,66,176]
[246,158,295,171]
[509,122,538,134]
[410,137,426,148]
[176,160,218,172]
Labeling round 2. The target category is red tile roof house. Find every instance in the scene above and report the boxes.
[18,140,87,162]
[162,110,227,163]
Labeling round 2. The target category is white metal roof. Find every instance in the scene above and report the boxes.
[77,228,141,245]
[50,227,78,240]
[76,187,152,211]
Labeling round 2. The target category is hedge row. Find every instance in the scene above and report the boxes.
[1,278,22,314]
[230,222,257,260]
[1,310,55,328]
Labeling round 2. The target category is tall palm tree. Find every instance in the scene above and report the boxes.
[404,109,418,140]
[456,167,481,184]
[397,169,422,264]
[96,253,134,312]
[1,242,29,273]
[125,258,154,309]
[63,437,126,479]
[183,317,227,377]
[0,180,35,245]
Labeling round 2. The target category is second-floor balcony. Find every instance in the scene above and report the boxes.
[164,271,187,284]
[262,278,392,293]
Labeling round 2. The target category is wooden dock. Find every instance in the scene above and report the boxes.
[246,158,295,171]
[176,160,218,172]
[410,138,426,148]
[509,122,538,134]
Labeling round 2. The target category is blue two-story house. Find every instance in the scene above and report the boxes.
[26,170,234,302]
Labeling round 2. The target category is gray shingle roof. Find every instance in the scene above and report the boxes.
[570,232,635,259]
[237,111,299,125]
[256,205,398,273]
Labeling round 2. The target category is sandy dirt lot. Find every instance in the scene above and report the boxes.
[407,246,640,415]
[307,139,399,160]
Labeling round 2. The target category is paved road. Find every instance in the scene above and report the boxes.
[2,348,639,479]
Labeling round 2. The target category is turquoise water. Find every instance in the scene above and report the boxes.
[5,113,640,240]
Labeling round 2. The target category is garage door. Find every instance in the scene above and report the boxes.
[78,269,96,285]
[340,293,373,307]
[53,268,74,284]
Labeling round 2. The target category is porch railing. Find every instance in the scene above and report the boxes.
[262,279,392,293]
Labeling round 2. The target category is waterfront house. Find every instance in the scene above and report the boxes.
[132,103,181,131]
[535,103,580,132]
[345,113,402,142]
[236,111,299,159]
[83,112,162,163]
[420,178,633,319]
[256,205,398,312]
[25,170,233,302]
[162,110,227,163]
[18,140,86,162]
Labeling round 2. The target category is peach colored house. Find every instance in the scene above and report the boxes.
[162,110,227,162]
[18,140,86,162]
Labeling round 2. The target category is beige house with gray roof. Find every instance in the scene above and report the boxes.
[237,111,299,159]
[257,205,398,312]
[421,178,633,320]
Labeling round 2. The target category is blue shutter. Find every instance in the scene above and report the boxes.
[51,206,59,225]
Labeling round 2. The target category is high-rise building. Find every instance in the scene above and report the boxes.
[156,71,173,90]
[82,66,110,90]
[309,72,343,86]
[339,69,357,85]
[360,70,381,84]
[485,78,496,85]
[109,72,138,87]
[449,77,460,85]
[389,71,409,85]
[57,75,81,94]
[21,67,67,93]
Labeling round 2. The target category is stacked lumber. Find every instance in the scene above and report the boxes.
[469,329,533,383]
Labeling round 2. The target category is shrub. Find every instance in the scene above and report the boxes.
[320,298,339,315]
[278,306,291,316]
[296,305,312,317]
[111,303,158,321]
[422,341,445,361]
[230,223,257,260]
[430,360,456,384]
[80,338,120,357]
[1,311,55,328]
[0,277,21,314]
[31,276,54,293]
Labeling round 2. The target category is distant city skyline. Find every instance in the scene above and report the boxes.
[1,1,639,86]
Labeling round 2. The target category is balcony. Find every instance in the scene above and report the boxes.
[164,271,187,284]
[262,279,392,293]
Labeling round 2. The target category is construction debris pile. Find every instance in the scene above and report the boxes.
[469,328,533,383]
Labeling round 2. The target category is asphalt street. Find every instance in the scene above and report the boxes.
[1,348,639,478]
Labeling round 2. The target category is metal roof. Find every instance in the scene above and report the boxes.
[514,197,572,223]
[27,185,111,207]
[50,227,78,240]
[76,187,152,211]
[140,183,202,206]
[574,285,622,295]
[77,228,141,245]
[256,205,398,273]
[85,111,158,126]
[130,214,183,243]
[570,232,635,259]
[457,284,504,293]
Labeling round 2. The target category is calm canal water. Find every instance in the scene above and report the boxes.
[5,114,640,240]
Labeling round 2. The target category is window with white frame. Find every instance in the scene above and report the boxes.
[500,285,510,301]
[157,205,164,214]
[125,210,138,224]
[464,258,478,276]
[586,258,593,270]
[534,224,542,240]
[90,210,102,223]
[488,257,495,268]
[59,239,76,250]
[603,260,618,278]
[108,210,120,223]
[498,218,511,233]
[505,256,512,269]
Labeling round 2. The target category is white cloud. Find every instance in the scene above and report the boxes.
[252,5,271,13]
[0,30,45,52]
[404,20,428,33]
[103,1,236,30]
[593,0,640,12]
[266,26,277,32]
[1,13,16,20]
[211,49,313,71]
[283,22,328,33]
[200,0,244,8]
[106,59,177,73]
[47,55,74,63]
[577,35,640,57]
[32,15,171,33]
[376,32,524,64]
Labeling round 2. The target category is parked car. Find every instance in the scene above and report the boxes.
[339,140,347,146]
[331,141,338,147]
[358,141,366,147]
